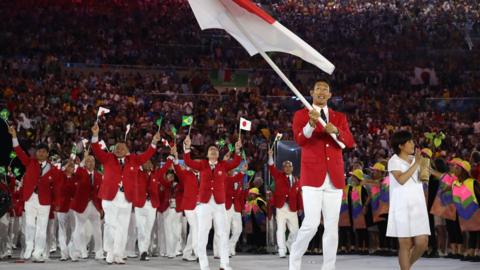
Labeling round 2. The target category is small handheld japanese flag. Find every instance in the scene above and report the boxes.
[99,140,107,150]
[97,107,110,121]
[239,117,251,131]
[82,138,89,149]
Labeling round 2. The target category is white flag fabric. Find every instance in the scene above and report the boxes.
[99,140,107,150]
[125,124,131,135]
[97,107,110,117]
[188,0,335,74]
[81,138,89,148]
[239,117,251,131]
[275,133,283,141]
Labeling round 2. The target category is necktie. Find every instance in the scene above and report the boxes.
[35,163,46,194]
[90,173,94,187]
[119,159,125,170]
[320,109,327,123]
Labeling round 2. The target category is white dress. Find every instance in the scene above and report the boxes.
[386,154,430,237]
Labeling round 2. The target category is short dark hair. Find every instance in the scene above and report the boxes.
[35,143,49,152]
[390,130,412,155]
[472,151,480,163]
[207,144,219,151]
[434,158,449,174]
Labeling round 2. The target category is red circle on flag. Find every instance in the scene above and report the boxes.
[242,121,246,127]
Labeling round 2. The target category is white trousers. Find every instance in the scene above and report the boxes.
[289,175,342,270]
[125,211,137,256]
[23,193,50,260]
[135,201,157,254]
[164,208,182,257]
[102,192,132,259]
[214,207,243,256]
[156,212,167,256]
[183,209,198,259]
[276,204,299,255]
[0,213,12,258]
[197,197,229,270]
[69,202,103,258]
[56,211,74,259]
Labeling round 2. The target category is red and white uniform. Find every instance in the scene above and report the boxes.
[13,139,61,261]
[91,136,156,262]
[290,106,355,270]
[133,159,172,256]
[184,151,241,270]
[54,171,76,260]
[214,172,244,257]
[268,160,302,257]
[69,167,104,260]
[174,163,199,260]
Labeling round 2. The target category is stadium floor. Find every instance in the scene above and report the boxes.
[0,254,478,270]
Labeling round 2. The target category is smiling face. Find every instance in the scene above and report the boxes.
[207,145,219,161]
[114,142,128,158]
[85,156,95,171]
[283,161,293,175]
[310,81,332,107]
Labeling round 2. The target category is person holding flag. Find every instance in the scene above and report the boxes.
[267,148,302,258]
[290,81,355,270]
[68,151,105,261]
[90,122,161,264]
[183,134,242,270]
[8,126,62,263]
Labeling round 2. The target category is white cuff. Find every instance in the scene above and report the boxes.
[151,143,157,149]
[184,148,191,154]
[91,136,99,143]
[12,138,19,147]
[167,155,174,161]
[303,122,315,138]
[174,159,179,165]
[268,157,274,166]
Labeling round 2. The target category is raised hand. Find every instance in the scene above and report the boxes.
[91,123,99,136]
[8,126,16,138]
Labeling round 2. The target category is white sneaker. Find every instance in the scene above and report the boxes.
[106,253,114,264]
[114,256,126,264]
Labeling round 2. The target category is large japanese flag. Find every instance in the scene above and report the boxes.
[188,0,335,74]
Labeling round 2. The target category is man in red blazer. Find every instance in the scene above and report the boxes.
[289,81,355,270]
[9,126,61,263]
[173,150,200,262]
[54,161,76,261]
[133,155,173,261]
[183,135,242,270]
[267,149,302,258]
[90,123,160,264]
[214,161,247,258]
[69,152,104,261]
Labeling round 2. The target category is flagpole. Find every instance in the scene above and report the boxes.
[188,124,193,137]
[220,4,345,149]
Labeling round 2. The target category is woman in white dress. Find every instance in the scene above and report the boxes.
[387,130,430,270]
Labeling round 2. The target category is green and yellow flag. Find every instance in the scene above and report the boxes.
[182,115,193,127]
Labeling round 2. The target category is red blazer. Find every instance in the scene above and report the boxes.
[54,172,76,213]
[134,159,172,208]
[175,164,199,211]
[174,181,184,212]
[225,173,245,212]
[14,146,60,205]
[70,167,103,213]
[91,142,156,202]
[0,176,16,215]
[12,187,24,217]
[292,108,355,189]
[157,173,173,213]
[268,164,302,211]
[184,152,241,204]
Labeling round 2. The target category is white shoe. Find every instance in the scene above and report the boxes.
[127,253,138,258]
[23,249,33,260]
[106,253,114,264]
[32,256,45,263]
[114,256,126,264]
